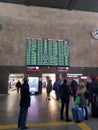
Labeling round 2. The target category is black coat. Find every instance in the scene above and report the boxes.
[20,82,30,108]
[60,82,71,102]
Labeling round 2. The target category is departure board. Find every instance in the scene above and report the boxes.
[26,38,69,66]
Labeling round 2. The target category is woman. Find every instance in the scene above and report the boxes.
[77,80,88,120]
[46,77,52,100]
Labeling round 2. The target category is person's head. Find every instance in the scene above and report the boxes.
[56,78,59,81]
[92,77,97,83]
[63,79,67,84]
[79,80,86,88]
[23,77,28,83]
[46,76,50,82]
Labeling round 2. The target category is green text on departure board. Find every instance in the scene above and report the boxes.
[26,38,69,66]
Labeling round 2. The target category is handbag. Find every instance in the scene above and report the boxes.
[75,96,80,106]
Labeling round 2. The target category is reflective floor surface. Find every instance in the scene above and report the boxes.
[0,88,98,130]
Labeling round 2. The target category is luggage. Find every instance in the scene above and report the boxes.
[91,95,98,117]
[72,107,84,122]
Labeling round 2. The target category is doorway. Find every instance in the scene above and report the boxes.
[42,73,56,86]
[8,73,24,94]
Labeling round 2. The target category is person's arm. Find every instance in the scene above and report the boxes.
[77,87,86,94]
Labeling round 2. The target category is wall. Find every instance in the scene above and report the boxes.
[0,3,98,93]
[0,3,98,67]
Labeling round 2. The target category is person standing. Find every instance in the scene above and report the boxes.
[60,79,72,122]
[71,79,78,101]
[46,76,52,100]
[53,78,60,100]
[18,77,31,129]
[77,80,88,120]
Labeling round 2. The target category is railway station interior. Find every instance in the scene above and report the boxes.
[0,0,98,130]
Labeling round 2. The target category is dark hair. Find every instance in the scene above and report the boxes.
[23,77,28,82]
[64,79,67,84]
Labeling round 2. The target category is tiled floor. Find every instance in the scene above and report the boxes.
[0,88,98,130]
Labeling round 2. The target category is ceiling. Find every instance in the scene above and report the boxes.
[1,0,98,13]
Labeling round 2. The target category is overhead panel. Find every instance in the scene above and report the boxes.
[29,0,70,9]
[74,0,98,12]
[0,0,98,12]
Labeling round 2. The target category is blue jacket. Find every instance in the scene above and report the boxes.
[53,81,60,91]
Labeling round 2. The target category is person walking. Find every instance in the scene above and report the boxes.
[16,80,21,93]
[18,77,31,129]
[60,79,72,122]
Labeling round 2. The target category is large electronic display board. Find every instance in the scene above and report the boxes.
[26,38,69,66]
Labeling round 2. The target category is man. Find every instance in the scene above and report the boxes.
[60,79,72,122]
[16,80,21,93]
[71,79,78,101]
[53,78,60,100]
[18,77,31,129]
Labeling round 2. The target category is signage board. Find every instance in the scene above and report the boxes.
[26,38,69,67]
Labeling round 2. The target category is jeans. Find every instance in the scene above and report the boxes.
[84,107,88,119]
[18,107,28,128]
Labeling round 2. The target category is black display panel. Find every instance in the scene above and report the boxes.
[26,38,69,66]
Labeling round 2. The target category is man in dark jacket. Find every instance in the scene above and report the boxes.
[71,79,78,101]
[60,79,72,122]
[18,77,31,129]
[16,80,21,93]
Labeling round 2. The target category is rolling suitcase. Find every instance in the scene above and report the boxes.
[72,107,84,122]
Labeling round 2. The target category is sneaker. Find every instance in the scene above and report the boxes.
[66,118,72,122]
[21,127,29,129]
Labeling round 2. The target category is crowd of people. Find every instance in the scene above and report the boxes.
[16,76,98,129]
[53,77,98,122]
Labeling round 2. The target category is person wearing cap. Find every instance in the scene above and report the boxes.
[18,77,31,129]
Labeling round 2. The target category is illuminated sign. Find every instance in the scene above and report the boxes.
[28,77,39,93]
[26,66,41,72]
[26,38,69,66]
[67,73,83,78]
